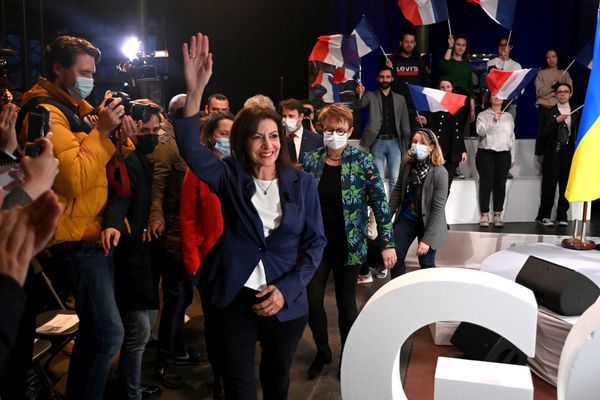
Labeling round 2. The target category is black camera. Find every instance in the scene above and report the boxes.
[105,91,152,123]
[24,106,50,158]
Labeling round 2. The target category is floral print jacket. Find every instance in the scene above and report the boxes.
[301,145,394,266]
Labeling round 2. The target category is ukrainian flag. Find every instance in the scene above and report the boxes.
[565,8,600,202]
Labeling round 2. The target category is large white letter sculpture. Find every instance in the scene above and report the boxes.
[557,297,600,400]
[340,268,537,400]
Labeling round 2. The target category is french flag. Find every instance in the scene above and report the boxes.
[466,0,517,30]
[312,71,341,103]
[407,84,466,115]
[397,0,449,26]
[351,16,380,57]
[333,67,356,84]
[486,68,539,100]
[576,39,593,69]
[309,35,360,71]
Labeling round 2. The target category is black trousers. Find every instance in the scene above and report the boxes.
[444,161,458,194]
[203,288,307,400]
[307,247,360,352]
[476,149,511,213]
[536,144,573,221]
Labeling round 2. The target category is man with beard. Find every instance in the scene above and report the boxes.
[381,32,431,131]
[357,66,410,191]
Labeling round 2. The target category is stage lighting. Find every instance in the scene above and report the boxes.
[121,36,141,61]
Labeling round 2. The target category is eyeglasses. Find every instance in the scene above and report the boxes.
[323,129,348,136]
[556,90,571,94]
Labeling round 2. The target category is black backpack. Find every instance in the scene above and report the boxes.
[16,95,92,135]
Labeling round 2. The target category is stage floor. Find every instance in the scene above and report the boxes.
[450,219,600,238]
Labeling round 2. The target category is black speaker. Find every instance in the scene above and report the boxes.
[516,256,600,316]
[450,322,527,365]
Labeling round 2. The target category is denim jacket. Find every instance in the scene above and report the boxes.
[301,145,394,266]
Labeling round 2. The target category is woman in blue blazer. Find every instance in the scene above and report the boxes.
[173,33,326,400]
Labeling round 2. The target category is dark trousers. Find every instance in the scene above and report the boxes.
[476,149,511,213]
[307,248,360,351]
[157,249,194,365]
[203,288,306,400]
[444,161,458,194]
[536,144,573,221]
[390,215,437,278]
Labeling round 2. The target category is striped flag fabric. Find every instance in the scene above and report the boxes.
[351,16,380,57]
[407,84,466,115]
[333,67,356,84]
[466,0,517,30]
[311,71,341,104]
[309,35,360,71]
[565,9,600,202]
[397,0,449,26]
[575,39,593,70]
[485,68,538,100]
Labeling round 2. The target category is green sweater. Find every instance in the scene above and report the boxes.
[439,58,474,97]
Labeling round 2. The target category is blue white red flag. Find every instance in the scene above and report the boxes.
[312,71,341,104]
[466,0,517,30]
[333,67,356,84]
[309,35,360,71]
[407,84,466,115]
[576,39,594,70]
[566,9,600,202]
[397,0,449,26]
[485,68,538,100]
[351,16,380,57]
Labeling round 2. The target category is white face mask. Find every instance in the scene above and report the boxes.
[67,76,94,100]
[323,134,348,151]
[411,143,430,161]
[283,117,299,133]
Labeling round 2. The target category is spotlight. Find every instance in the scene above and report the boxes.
[121,36,141,61]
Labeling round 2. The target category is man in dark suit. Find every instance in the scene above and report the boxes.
[356,66,411,191]
[280,99,323,163]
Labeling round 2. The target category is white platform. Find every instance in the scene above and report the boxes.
[434,357,533,400]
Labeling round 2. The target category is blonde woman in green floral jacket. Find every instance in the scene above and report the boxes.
[300,104,396,379]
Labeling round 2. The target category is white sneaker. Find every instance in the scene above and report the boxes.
[357,271,373,284]
[479,214,489,227]
[375,269,388,279]
[493,214,503,227]
[537,218,553,226]
[557,220,568,227]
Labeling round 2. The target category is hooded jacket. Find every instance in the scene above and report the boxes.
[21,78,134,242]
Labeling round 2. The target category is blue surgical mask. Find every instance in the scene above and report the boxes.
[214,137,230,156]
[411,143,429,161]
[67,76,94,100]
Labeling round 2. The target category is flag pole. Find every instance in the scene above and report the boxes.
[447,19,452,37]
[358,64,362,84]
[381,46,391,63]
[501,98,515,113]
[507,30,512,48]
[570,104,584,114]
[562,58,576,75]
[416,110,424,127]
[561,202,596,250]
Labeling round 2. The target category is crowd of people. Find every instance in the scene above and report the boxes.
[0,26,583,400]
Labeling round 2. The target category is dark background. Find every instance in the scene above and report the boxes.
[4,0,598,138]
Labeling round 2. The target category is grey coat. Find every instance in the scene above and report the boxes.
[356,90,411,151]
[389,159,448,250]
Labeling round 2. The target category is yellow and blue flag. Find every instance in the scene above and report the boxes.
[565,9,600,202]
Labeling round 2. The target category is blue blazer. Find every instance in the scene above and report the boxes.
[173,115,327,322]
[287,129,324,163]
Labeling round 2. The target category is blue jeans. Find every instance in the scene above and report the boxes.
[120,310,152,400]
[371,138,402,191]
[64,245,124,400]
[390,215,437,278]
[157,250,193,365]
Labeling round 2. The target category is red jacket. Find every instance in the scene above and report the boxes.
[180,168,224,275]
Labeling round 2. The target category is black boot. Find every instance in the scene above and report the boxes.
[308,346,332,379]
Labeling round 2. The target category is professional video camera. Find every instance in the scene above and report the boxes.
[105,91,153,123]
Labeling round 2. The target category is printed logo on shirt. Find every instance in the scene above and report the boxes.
[396,66,420,77]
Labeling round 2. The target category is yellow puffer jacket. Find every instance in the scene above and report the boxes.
[21,78,134,242]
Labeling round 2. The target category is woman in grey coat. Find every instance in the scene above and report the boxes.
[389,128,448,278]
